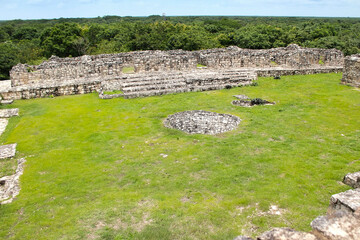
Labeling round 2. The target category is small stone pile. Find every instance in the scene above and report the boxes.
[231,95,275,107]
[164,110,241,135]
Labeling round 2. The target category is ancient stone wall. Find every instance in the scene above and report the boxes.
[10,50,199,87]
[198,44,343,69]
[10,44,343,88]
[342,54,360,87]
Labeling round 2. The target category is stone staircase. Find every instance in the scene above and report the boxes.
[100,69,257,99]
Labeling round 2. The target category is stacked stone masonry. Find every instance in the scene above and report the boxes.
[0,44,344,100]
[342,54,360,87]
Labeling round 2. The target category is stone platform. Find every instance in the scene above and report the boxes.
[164,110,241,135]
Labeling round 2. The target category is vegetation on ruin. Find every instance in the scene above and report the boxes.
[0,73,359,239]
[122,67,135,74]
[1,16,360,79]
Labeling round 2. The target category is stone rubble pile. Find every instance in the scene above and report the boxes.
[164,110,241,135]
[234,171,360,240]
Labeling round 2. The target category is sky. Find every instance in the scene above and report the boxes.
[0,0,359,20]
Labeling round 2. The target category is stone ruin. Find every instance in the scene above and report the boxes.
[163,110,241,135]
[0,158,26,204]
[0,108,22,205]
[342,54,360,87]
[0,44,344,100]
[231,95,275,107]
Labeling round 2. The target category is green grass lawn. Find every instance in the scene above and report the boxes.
[0,73,360,239]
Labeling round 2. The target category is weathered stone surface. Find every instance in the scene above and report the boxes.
[119,70,256,99]
[1,100,14,104]
[1,82,101,100]
[0,108,19,118]
[232,99,275,107]
[233,236,254,240]
[328,189,360,216]
[256,66,342,77]
[198,45,343,70]
[342,54,360,87]
[0,80,11,92]
[311,214,360,240]
[98,92,124,99]
[0,143,16,159]
[233,95,250,100]
[258,228,317,240]
[164,110,241,135]
[343,172,360,188]
[0,158,26,204]
[0,118,9,136]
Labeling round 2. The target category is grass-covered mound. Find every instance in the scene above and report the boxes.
[0,73,359,239]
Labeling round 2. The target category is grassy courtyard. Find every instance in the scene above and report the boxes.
[0,73,359,239]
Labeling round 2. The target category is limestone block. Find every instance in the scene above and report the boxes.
[343,172,360,189]
[0,108,19,118]
[1,100,14,105]
[0,158,26,204]
[233,236,254,240]
[0,118,9,136]
[328,189,360,215]
[311,214,360,240]
[258,228,317,240]
[0,143,16,159]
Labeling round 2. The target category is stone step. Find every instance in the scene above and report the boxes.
[343,172,360,188]
[121,75,253,88]
[123,83,244,98]
[120,79,187,88]
[122,83,187,93]
[311,214,360,240]
[118,75,253,86]
[115,71,255,84]
[123,87,190,98]
[121,79,250,94]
